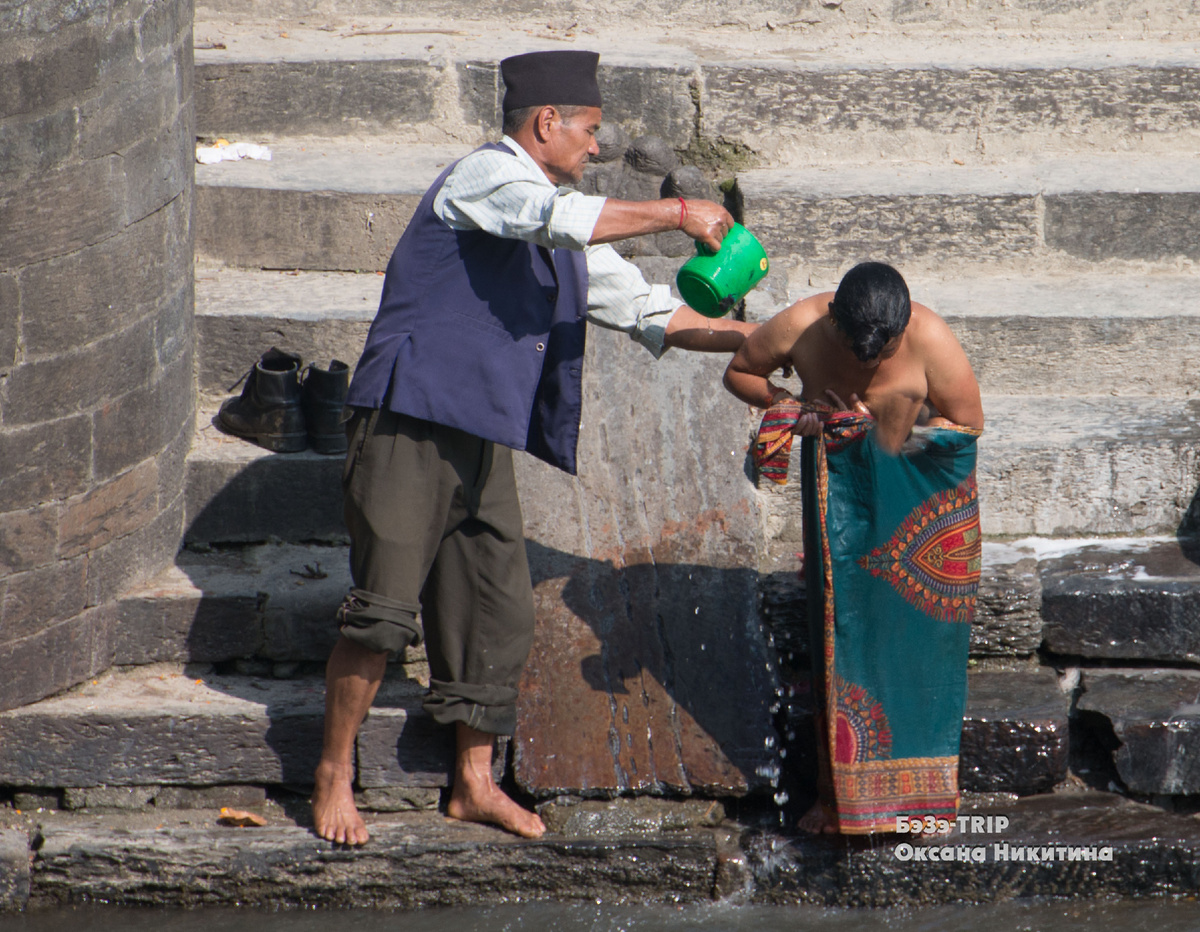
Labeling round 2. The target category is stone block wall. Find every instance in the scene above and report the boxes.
[0,0,196,711]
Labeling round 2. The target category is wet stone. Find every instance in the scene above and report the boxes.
[1041,538,1200,663]
[1076,669,1200,795]
[747,791,1200,906]
[959,670,1070,794]
[537,797,726,838]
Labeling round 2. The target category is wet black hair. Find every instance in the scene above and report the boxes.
[829,261,912,363]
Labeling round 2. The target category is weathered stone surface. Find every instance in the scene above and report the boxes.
[0,416,91,513]
[593,122,630,163]
[1047,192,1200,261]
[0,274,17,374]
[457,60,694,148]
[702,64,1200,148]
[0,829,30,912]
[17,201,189,356]
[959,670,1070,794]
[0,668,438,789]
[625,135,680,176]
[0,556,88,642]
[747,792,1200,906]
[196,186,420,272]
[62,785,160,811]
[0,155,129,269]
[740,181,1042,264]
[1042,538,1200,663]
[153,785,268,810]
[355,786,440,812]
[84,492,186,606]
[114,563,262,665]
[0,321,158,426]
[0,605,115,713]
[195,267,376,393]
[59,460,159,558]
[185,418,346,544]
[1077,670,1200,795]
[12,792,59,812]
[0,506,58,577]
[30,817,719,908]
[513,329,778,798]
[663,165,716,201]
[196,60,440,136]
[91,344,194,481]
[738,160,1200,266]
[356,703,457,788]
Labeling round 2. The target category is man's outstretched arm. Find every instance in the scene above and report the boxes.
[589,197,733,253]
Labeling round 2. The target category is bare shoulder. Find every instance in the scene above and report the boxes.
[906,301,967,359]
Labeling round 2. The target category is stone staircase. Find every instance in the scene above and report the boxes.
[3,1,1200,819]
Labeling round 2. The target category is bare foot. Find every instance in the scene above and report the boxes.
[446,777,546,839]
[796,800,839,834]
[312,759,370,845]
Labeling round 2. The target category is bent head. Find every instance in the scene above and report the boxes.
[500,50,603,186]
[503,104,602,185]
[829,262,911,366]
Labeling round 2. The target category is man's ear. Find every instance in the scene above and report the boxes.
[532,105,557,142]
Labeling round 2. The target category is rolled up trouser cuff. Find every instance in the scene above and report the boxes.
[425,679,519,736]
[337,587,422,656]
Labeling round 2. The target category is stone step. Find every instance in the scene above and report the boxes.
[195,266,1200,399]
[195,267,378,393]
[197,143,1200,272]
[194,142,467,272]
[1040,537,1200,664]
[758,395,1200,539]
[193,22,1200,166]
[114,542,354,664]
[1076,669,1200,796]
[0,666,450,790]
[185,405,346,545]
[736,156,1200,266]
[187,391,1200,543]
[194,2,1191,31]
[780,669,1070,799]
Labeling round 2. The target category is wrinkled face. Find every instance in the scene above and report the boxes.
[541,105,602,185]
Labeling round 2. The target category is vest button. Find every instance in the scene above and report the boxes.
[536,342,545,352]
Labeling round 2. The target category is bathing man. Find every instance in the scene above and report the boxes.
[313,50,756,844]
[725,262,984,835]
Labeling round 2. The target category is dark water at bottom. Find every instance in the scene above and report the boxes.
[4,900,1200,932]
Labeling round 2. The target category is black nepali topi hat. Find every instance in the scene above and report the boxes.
[500,50,602,112]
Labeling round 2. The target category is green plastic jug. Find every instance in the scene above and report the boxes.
[675,223,770,318]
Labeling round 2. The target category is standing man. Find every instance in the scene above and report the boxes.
[312,50,755,845]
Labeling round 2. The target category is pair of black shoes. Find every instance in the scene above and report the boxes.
[217,348,350,455]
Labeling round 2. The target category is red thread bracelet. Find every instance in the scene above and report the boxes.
[677,197,688,230]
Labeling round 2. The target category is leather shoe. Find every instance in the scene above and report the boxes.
[217,347,306,453]
[302,359,351,455]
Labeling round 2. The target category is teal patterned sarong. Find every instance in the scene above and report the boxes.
[801,408,982,834]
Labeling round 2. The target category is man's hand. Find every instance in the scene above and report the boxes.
[590,197,733,250]
[678,199,734,253]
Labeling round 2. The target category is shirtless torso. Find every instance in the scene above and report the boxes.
[725,292,984,452]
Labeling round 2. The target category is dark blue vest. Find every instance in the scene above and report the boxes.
[345,142,589,474]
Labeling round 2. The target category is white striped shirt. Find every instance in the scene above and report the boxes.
[432,136,680,357]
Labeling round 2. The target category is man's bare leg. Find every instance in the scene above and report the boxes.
[445,721,546,838]
[312,637,388,845]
